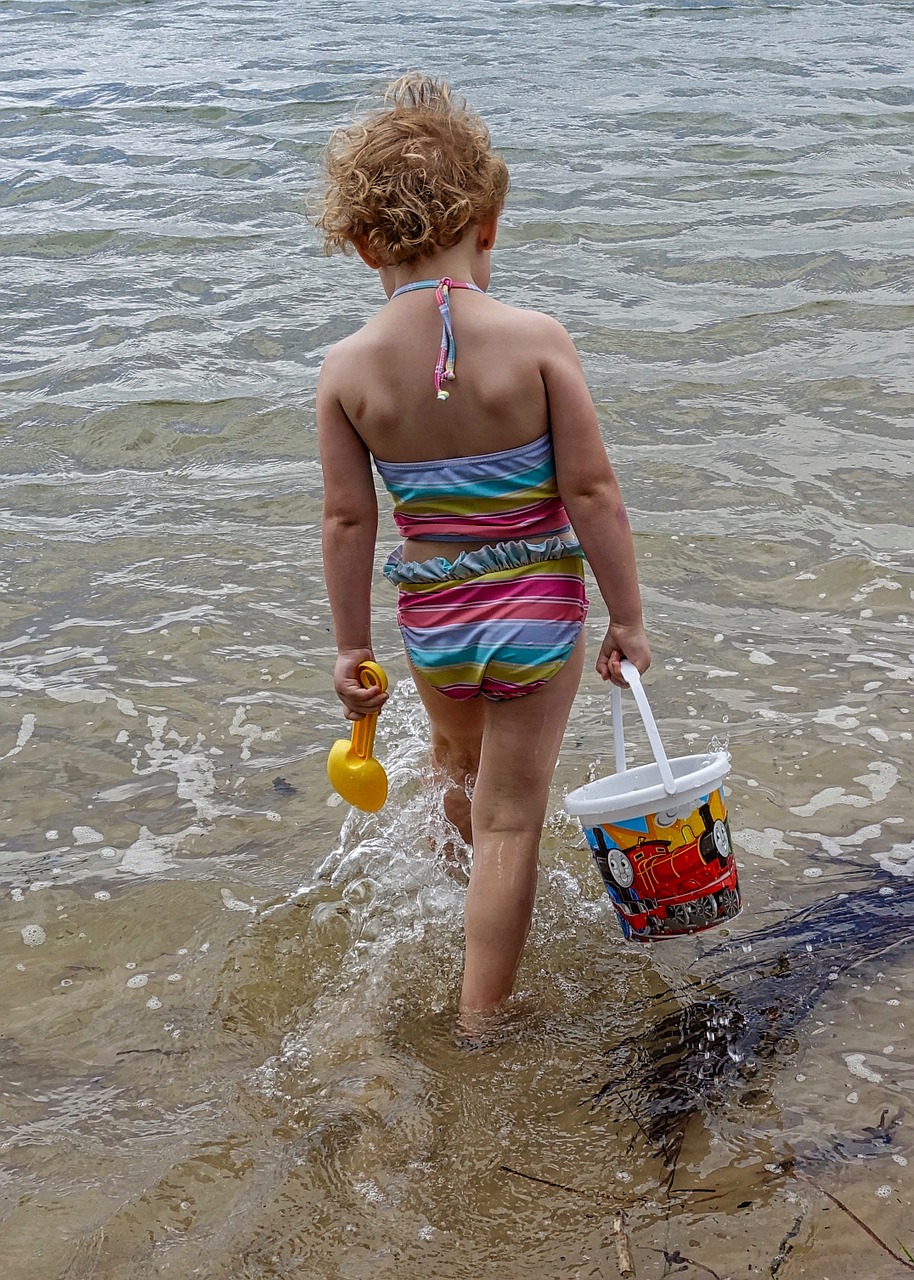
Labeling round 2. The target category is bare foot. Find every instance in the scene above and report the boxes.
[440,836,471,886]
[454,1003,520,1050]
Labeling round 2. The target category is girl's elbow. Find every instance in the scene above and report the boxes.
[563,479,618,512]
[323,507,375,535]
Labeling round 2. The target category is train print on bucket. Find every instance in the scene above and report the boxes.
[583,786,741,940]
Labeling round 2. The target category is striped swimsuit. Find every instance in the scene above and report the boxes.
[375,278,588,702]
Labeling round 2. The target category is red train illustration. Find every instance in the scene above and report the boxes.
[585,793,740,939]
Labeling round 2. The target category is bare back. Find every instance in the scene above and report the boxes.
[330,290,553,464]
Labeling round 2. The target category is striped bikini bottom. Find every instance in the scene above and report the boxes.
[384,536,589,701]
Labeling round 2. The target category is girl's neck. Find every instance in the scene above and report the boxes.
[380,243,490,299]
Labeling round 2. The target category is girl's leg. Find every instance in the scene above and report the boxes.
[462,633,586,1013]
[406,656,484,847]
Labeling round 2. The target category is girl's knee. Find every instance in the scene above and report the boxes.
[471,798,540,839]
[474,774,550,825]
[431,735,480,782]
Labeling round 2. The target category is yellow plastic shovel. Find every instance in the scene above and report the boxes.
[326,661,389,812]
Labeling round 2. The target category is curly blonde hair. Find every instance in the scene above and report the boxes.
[314,74,509,267]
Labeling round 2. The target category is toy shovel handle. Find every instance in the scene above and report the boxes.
[611,660,677,796]
[349,661,388,762]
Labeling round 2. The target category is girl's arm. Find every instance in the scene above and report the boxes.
[539,318,651,686]
[317,356,387,720]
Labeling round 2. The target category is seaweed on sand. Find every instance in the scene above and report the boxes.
[592,875,914,1173]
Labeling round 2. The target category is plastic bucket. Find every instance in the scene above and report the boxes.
[565,660,741,941]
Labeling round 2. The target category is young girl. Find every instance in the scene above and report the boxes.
[315,75,651,1017]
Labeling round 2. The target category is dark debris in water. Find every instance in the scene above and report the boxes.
[272,776,297,796]
[592,876,914,1173]
[816,1107,904,1163]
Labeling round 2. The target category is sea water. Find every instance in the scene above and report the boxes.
[1,2,913,1275]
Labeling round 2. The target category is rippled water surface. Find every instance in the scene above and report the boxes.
[2,2,913,1277]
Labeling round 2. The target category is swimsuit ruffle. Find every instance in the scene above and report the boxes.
[383,534,584,587]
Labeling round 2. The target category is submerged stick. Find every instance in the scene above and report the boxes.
[794,1171,914,1272]
[499,1164,596,1201]
[499,1166,637,1276]
[608,1211,635,1278]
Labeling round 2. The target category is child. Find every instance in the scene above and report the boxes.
[314,75,651,1016]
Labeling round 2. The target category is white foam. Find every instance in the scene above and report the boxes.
[799,822,883,860]
[1,714,36,760]
[126,973,149,988]
[813,705,861,731]
[790,763,898,816]
[72,826,104,845]
[851,577,901,603]
[21,924,46,946]
[139,718,218,820]
[748,650,776,665]
[47,686,107,706]
[131,715,244,824]
[229,706,281,762]
[119,824,205,876]
[871,841,914,878]
[847,653,914,681]
[844,1053,882,1083]
[353,1180,385,1205]
[221,888,256,912]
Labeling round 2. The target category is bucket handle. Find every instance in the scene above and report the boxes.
[611,660,677,796]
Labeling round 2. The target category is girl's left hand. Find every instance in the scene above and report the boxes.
[596,622,651,688]
[333,648,389,721]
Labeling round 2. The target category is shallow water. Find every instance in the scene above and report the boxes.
[1,1,913,1276]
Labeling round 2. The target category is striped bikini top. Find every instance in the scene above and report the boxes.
[373,433,571,542]
[375,277,569,541]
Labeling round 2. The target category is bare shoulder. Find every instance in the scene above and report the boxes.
[488,300,576,357]
[318,329,367,392]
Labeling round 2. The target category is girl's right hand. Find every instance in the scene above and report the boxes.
[333,648,389,721]
[596,622,651,688]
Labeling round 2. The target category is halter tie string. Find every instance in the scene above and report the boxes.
[390,277,484,401]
